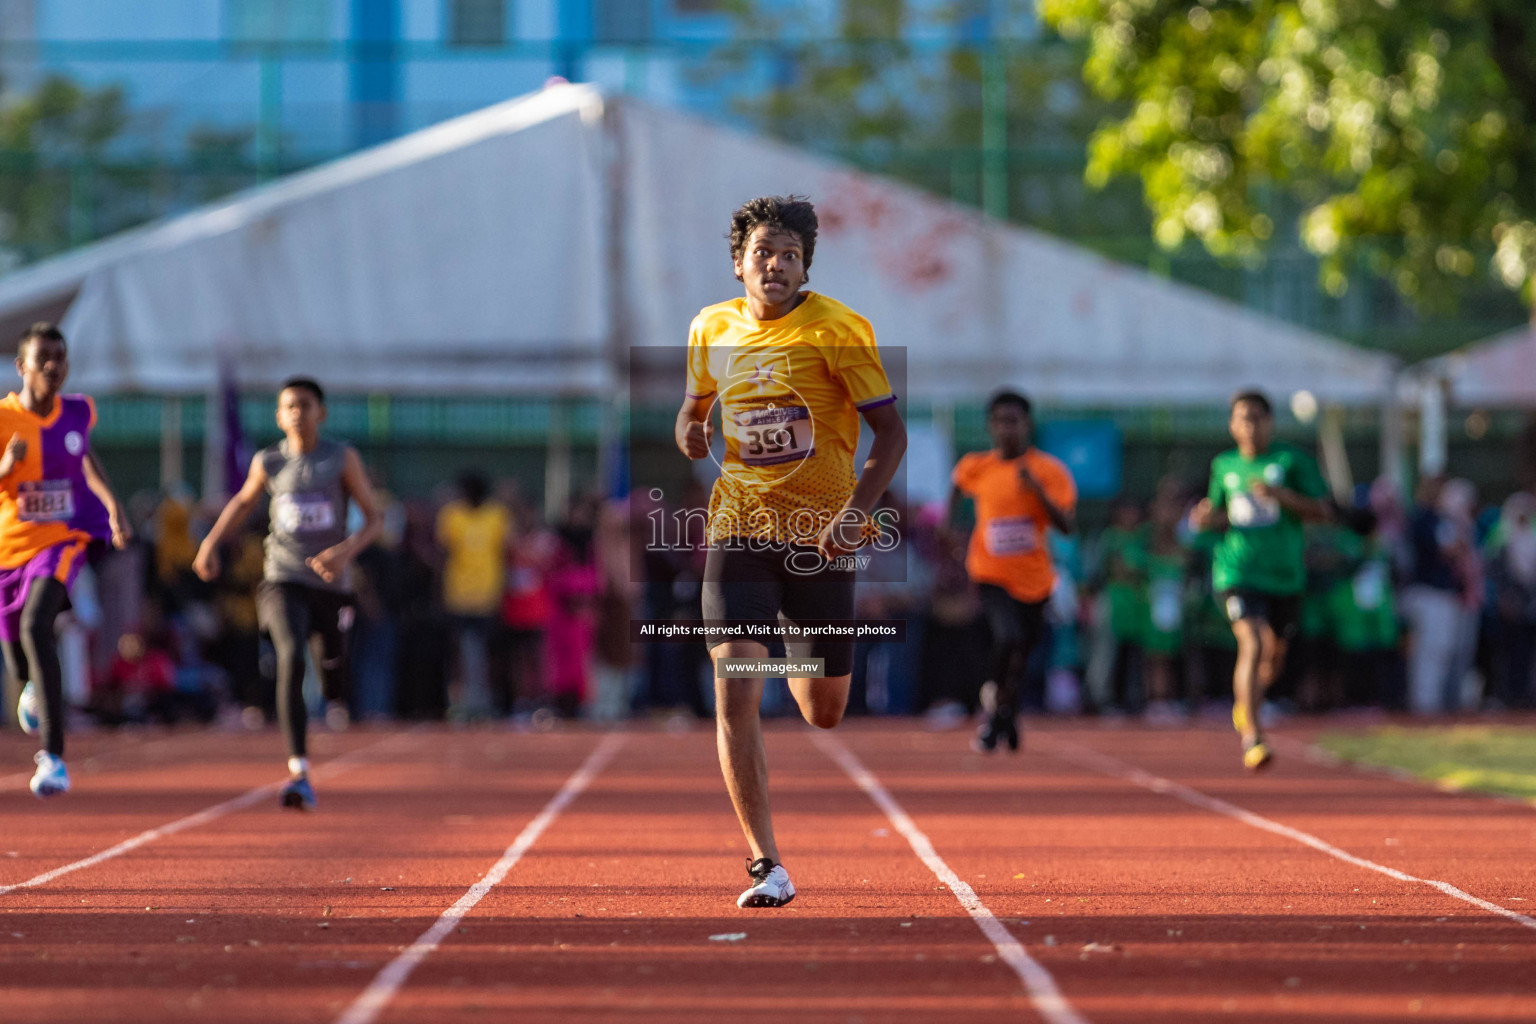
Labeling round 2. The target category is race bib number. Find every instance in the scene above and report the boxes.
[985,516,1038,556]
[1150,579,1183,631]
[273,493,337,534]
[1228,490,1280,528]
[16,480,74,522]
[1353,562,1387,610]
[729,405,813,467]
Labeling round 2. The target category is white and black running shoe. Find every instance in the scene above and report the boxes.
[737,857,795,908]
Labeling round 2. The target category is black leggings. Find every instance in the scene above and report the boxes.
[258,582,353,759]
[2,578,69,757]
[978,584,1046,720]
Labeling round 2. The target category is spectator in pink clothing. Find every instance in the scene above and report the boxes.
[545,497,602,718]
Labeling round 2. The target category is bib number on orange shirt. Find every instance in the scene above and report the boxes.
[728,405,813,467]
[984,516,1038,556]
[16,480,74,523]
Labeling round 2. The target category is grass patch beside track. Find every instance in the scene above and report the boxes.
[1317,725,1536,801]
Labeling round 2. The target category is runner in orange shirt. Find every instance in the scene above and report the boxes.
[948,390,1076,753]
[2,323,132,798]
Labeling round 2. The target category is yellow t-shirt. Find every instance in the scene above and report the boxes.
[686,291,895,545]
[435,500,511,616]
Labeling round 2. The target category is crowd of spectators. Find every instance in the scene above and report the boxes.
[34,462,1536,732]
[1061,471,1536,722]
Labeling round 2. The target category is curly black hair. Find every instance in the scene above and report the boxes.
[728,195,818,271]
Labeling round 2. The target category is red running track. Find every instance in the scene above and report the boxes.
[0,719,1532,1023]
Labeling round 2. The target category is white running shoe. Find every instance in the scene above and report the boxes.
[16,681,39,736]
[29,751,69,798]
[737,857,795,908]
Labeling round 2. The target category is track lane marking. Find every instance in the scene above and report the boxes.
[0,732,412,895]
[813,732,1089,1024]
[1038,734,1536,934]
[333,733,626,1024]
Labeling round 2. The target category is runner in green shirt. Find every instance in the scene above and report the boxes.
[1190,390,1330,771]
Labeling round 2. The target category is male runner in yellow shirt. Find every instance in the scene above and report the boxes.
[676,195,907,908]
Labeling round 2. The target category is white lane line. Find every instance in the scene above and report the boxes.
[334,733,626,1024]
[1038,735,1536,934]
[0,732,411,895]
[813,732,1089,1024]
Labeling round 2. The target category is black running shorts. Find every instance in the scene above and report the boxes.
[701,542,857,677]
[1219,589,1300,640]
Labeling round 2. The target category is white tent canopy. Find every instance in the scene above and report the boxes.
[0,86,611,395]
[621,101,1397,406]
[0,83,1396,404]
[1415,324,1536,407]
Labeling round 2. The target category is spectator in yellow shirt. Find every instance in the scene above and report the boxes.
[436,471,511,719]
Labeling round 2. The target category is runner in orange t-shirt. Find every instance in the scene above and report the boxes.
[948,390,1076,753]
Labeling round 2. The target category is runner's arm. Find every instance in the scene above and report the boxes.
[1189,500,1228,532]
[1041,497,1075,536]
[849,402,906,511]
[339,447,385,555]
[1253,482,1332,523]
[830,402,907,547]
[81,451,133,549]
[0,433,24,481]
[1023,476,1075,535]
[1017,464,1075,535]
[1190,471,1228,532]
[675,394,714,460]
[306,447,384,583]
[193,454,269,581]
[813,402,906,559]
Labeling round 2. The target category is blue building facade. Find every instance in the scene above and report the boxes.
[0,1,1034,159]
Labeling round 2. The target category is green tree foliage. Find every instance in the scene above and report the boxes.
[1038,0,1536,309]
[0,74,127,268]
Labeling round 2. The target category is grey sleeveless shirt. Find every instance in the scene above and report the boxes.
[261,437,352,592]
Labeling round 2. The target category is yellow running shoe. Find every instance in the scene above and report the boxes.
[1242,738,1273,772]
[1231,701,1249,734]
